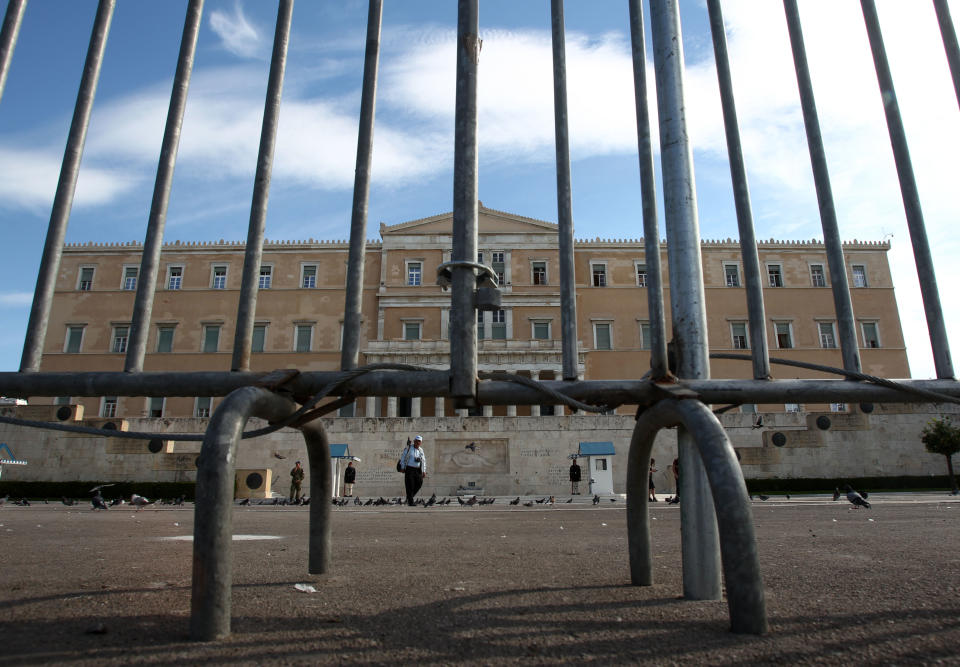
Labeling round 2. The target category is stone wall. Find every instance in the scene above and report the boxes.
[1,402,956,496]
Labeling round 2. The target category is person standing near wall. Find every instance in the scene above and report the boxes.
[343,461,356,497]
[569,457,582,495]
[400,435,427,506]
[290,461,305,502]
[648,458,658,502]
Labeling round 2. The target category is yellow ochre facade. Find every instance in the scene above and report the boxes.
[37,204,908,419]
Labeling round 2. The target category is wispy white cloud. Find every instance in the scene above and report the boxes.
[209,2,262,59]
[0,292,32,306]
[0,147,140,211]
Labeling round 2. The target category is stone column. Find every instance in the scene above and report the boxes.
[387,396,397,418]
[529,370,540,417]
[483,404,493,417]
[365,396,376,417]
[506,404,517,417]
[435,396,445,417]
[457,408,468,418]
[411,397,421,418]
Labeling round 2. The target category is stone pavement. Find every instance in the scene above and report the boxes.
[1,492,958,665]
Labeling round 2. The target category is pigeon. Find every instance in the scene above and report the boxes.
[466,496,478,506]
[844,484,871,509]
[668,496,680,504]
[240,498,251,506]
[457,496,465,506]
[509,497,520,506]
[364,498,374,506]
[565,497,573,503]
[465,442,477,452]
[14,498,30,506]
[758,494,770,501]
[354,496,362,506]
[109,498,124,507]
[273,452,287,459]
[91,493,108,510]
[592,495,600,505]
[833,487,841,501]
[609,498,617,503]
[785,494,791,500]
[523,501,534,507]
[535,498,546,504]
[130,494,153,508]
[752,414,764,429]
[61,497,76,506]
[426,493,436,507]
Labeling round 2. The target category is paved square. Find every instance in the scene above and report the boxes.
[1,494,958,664]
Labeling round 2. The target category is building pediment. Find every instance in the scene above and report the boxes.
[380,203,560,238]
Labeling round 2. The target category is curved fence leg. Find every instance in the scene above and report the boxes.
[300,420,332,574]
[626,398,767,634]
[190,386,299,641]
[626,404,676,585]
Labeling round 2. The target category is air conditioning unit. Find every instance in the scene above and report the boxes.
[235,468,273,499]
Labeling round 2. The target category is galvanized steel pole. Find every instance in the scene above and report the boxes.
[125,0,204,373]
[707,0,770,380]
[648,0,721,602]
[190,387,302,641]
[301,420,333,574]
[20,0,115,373]
[783,0,862,374]
[627,0,669,380]
[627,399,767,633]
[341,0,383,371]
[550,0,579,382]
[449,0,480,405]
[933,0,960,110]
[861,0,954,379]
[231,0,294,372]
[0,0,27,104]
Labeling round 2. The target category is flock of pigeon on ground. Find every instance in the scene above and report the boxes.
[0,483,185,510]
[0,483,916,511]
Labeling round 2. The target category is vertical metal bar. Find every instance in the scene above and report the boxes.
[0,0,27,104]
[231,0,294,372]
[190,387,299,641]
[707,0,770,380]
[341,0,383,372]
[783,0,862,374]
[125,0,204,373]
[550,0,579,382]
[648,0,721,602]
[627,0,668,380]
[19,0,115,373]
[933,0,960,110]
[300,420,332,574]
[449,0,480,405]
[862,0,954,379]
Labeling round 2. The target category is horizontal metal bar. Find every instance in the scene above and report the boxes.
[0,371,958,405]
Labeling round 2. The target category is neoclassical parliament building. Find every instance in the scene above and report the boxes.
[36,204,908,420]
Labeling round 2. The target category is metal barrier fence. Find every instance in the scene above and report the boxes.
[1,0,959,640]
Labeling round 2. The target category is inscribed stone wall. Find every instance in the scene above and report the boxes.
[1,405,957,496]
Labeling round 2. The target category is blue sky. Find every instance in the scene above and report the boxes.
[0,0,957,379]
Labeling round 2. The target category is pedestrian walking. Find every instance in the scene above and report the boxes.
[569,457,582,495]
[343,461,356,497]
[399,435,428,506]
